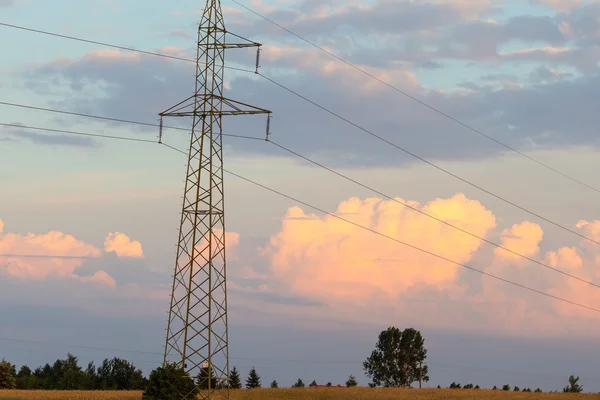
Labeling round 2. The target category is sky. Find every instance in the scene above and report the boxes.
[2,0,600,392]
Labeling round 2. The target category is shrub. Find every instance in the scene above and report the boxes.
[142,363,197,400]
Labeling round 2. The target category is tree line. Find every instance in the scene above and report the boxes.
[0,355,355,392]
[442,375,584,393]
[0,354,147,390]
[0,326,587,394]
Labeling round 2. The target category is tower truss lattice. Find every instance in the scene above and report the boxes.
[158,1,271,398]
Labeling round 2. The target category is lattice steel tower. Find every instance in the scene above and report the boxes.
[158,1,271,398]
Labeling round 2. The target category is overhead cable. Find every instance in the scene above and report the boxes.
[1,21,597,247]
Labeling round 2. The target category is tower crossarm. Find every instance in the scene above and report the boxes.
[159,95,272,118]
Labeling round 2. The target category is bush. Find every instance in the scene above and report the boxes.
[563,375,583,393]
[142,363,198,400]
[292,378,305,388]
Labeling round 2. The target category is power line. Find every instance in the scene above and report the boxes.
[0,101,191,132]
[0,120,264,143]
[267,140,600,290]
[3,121,598,316]
[0,22,255,75]
[229,0,600,196]
[0,254,96,259]
[0,337,161,356]
[4,21,597,389]
[2,102,599,290]
[123,135,600,314]
[2,21,599,247]
[4,125,600,385]
[220,166,600,315]
[257,74,600,247]
[2,32,599,310]
[0,122,156,143]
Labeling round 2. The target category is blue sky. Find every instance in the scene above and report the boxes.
[3,0,600,392]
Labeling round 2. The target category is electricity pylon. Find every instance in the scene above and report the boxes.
[158,1,271,398]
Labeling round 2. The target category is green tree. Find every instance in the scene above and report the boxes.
[229,366,242,389]
[15,365,38,389]
[326,382,332,387]
[363,326,429,387]
[502,384,510,391]
[346,375,358,387]
[142,362,197,400]
[309,380,317,387]
[81,361,98,390]
[57,353,85,390]
[245,367,261,389]
[270,380,278,388]
[292,378,305,388]
[197,365,218,390]
[563,375,583,393]
[0,358,16,389]
[97,357,144,390]
[535,388,542,393]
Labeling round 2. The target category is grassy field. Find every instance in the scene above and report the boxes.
[1,388,598,400]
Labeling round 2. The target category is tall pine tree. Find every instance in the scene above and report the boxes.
[229,366,241,389]
[245,367,261,389]
[0,358,16,389]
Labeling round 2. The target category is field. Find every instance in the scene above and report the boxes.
[1,388,598,400]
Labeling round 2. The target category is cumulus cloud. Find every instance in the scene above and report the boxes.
[495,221,544,261]
[263,193,496,306]
[0,227,101,280]
[104,232,144,258]
[259,192,600,335]
[0,218,145,289]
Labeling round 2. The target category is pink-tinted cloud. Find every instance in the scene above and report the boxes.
[261,44,422,94]
[80,270,117,289]
[104,232,144,258]
[0,227,101,280]
[263,193,496,306]
[0,218,143,289]
[494,221,544,262]
[260,193,600,336]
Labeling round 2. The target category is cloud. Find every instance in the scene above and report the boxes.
[17,8,600,170]
[258,192,600,336]
[0,225,101,280]
[80,270,117,288]
[262,193,496,306]
[0,218,145,289]
[104,232,144,258]
[495,221,544,261]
